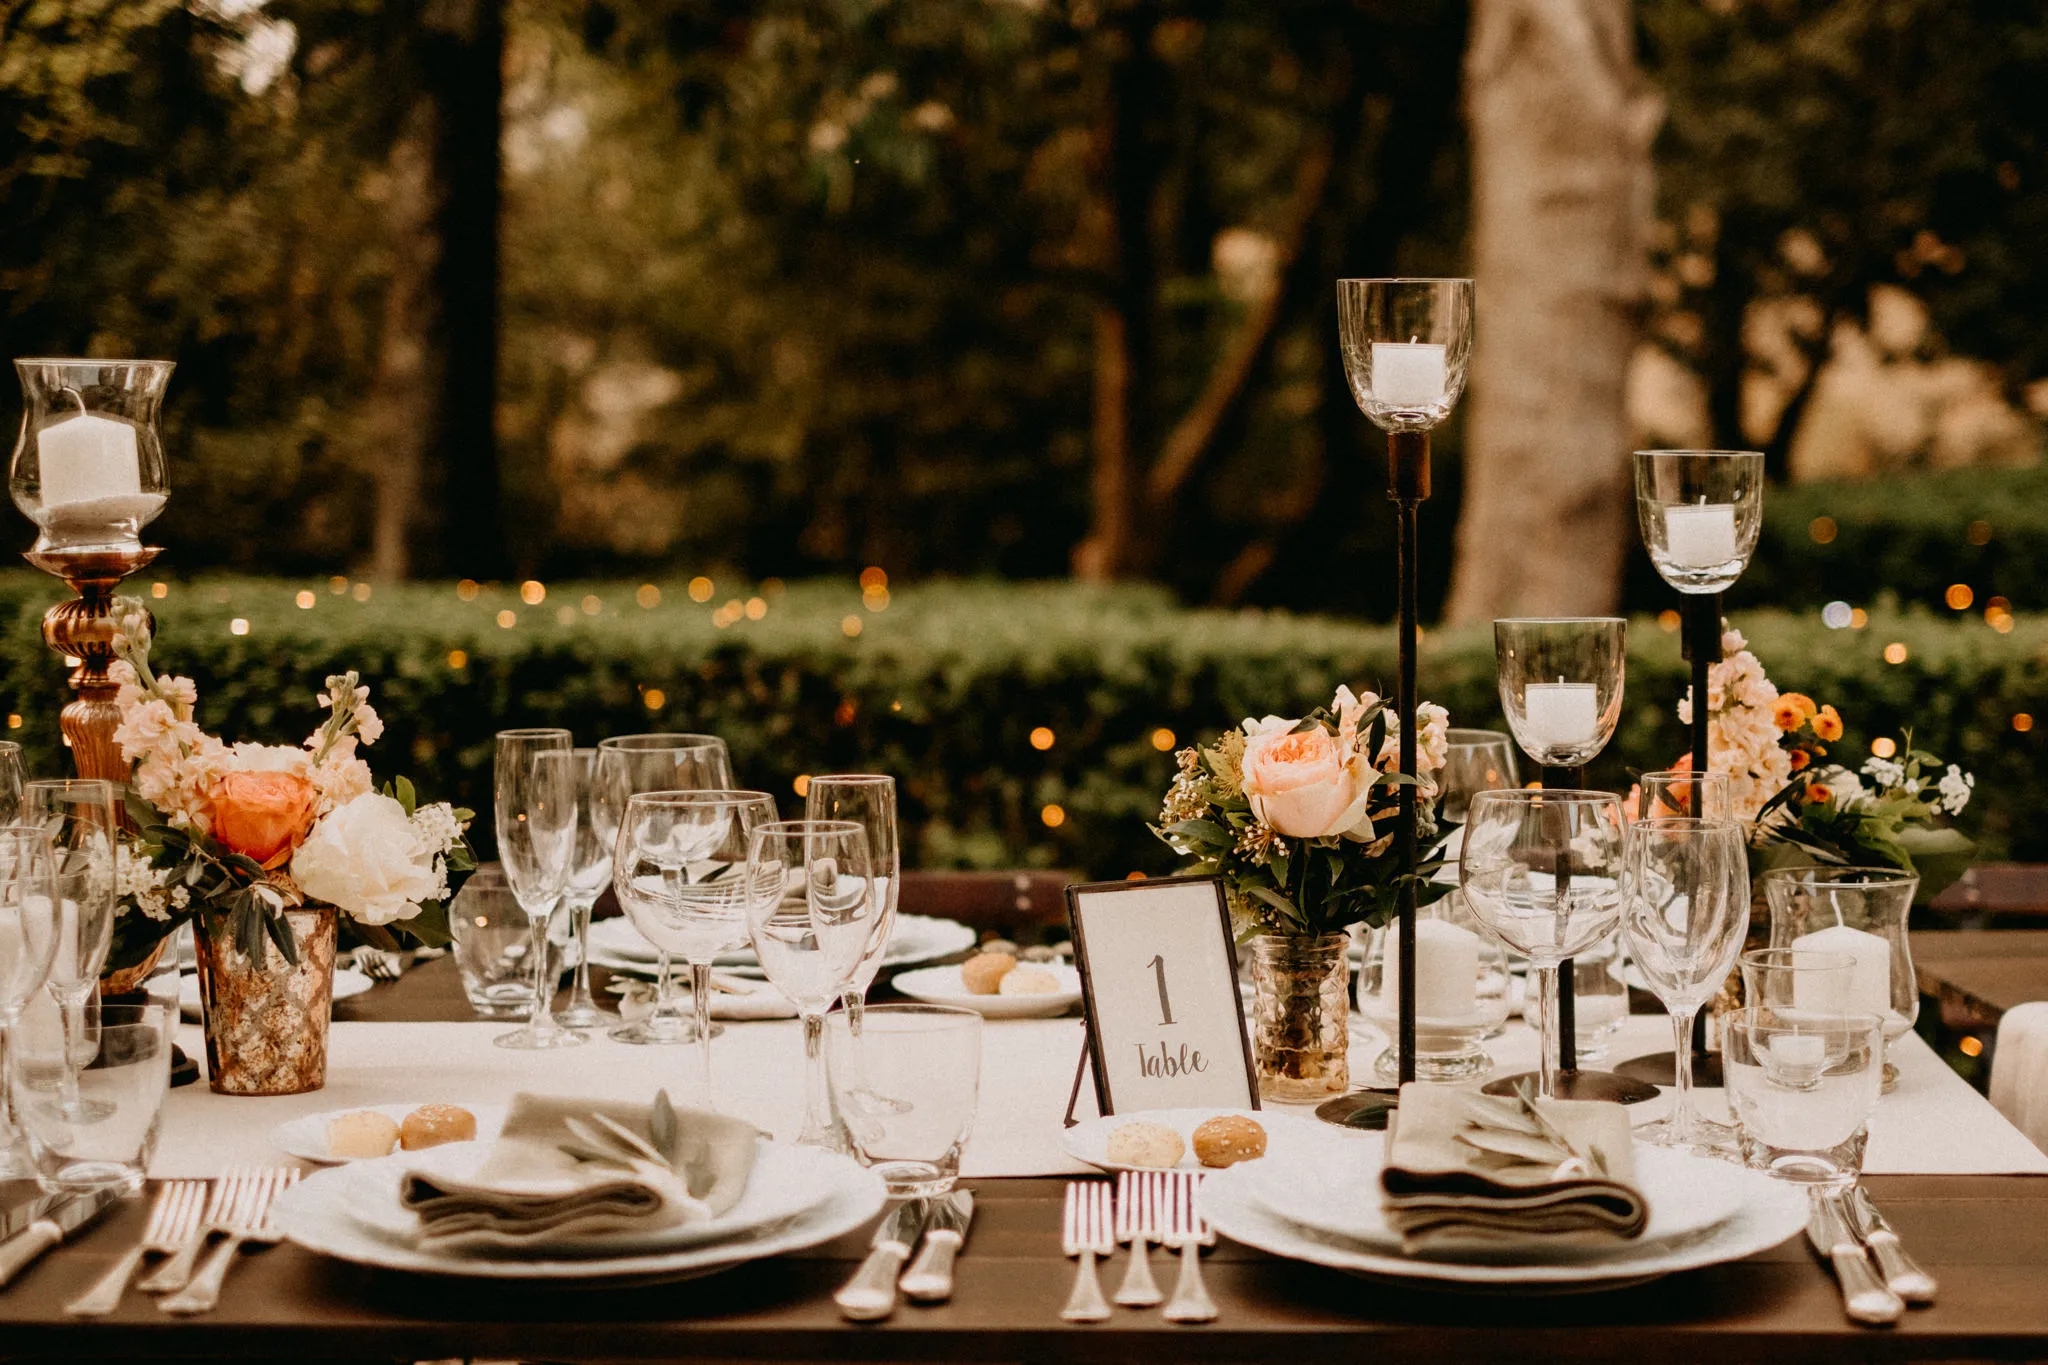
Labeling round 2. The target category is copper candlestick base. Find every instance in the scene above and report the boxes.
[24,544,161,787]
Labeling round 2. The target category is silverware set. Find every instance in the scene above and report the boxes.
[1064,1174,1214,1325]
[1806,1185,1937,1326]
[834,1189,976,1322]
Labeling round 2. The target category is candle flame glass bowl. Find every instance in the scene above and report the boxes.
[1493,617,1628,771]
[1359,891,1509,1082]
[1335,277,1475,432]
[11,359,173,555]
[1632,450,1765,595]
[1762,866,1920,1090]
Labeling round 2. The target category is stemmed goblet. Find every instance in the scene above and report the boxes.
[553,749,613,1029]
[613,789,777,1106]
[744,819,879,1150]
[24,780,118,1119]
[1622,816,1750,1152]
[0,826,58,1178]
[1459,789,1627,1100]
[804,776,899,1021]
[492,729,581,1050]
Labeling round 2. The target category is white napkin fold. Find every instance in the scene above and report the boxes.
[398,1092,757,1254]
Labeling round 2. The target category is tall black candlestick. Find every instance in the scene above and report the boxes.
[1390,429,1427,1087]
[1542,764,1580,1072]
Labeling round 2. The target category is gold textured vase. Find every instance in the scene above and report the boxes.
[1249,933,1351,1102]
[193,903,337,1096]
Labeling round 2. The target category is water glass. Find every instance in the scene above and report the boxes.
[1739,947,1856,1022]
[450,865,564,1020]
[826,1005,981,1196]
[492,729,581,1050]
[1638,768,1732,821]
[0,827,58,1179]
[1439,730,1519,824]
[12,1001,171,1193]
[1723,1008,1885,1192]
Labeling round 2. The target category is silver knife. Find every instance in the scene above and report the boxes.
[901,1190,974,1304]
[1848,1186,1937,1305]
[835,1199,929,1322]
[0,1188,121,1288]
[1805,1192,1903,1326]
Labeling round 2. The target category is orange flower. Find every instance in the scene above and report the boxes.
[1813,704,1843,742]
[1774,692,1818,732]
[209,771,320,869]
[1789,748,1811,771]
[1804,783,1831,806]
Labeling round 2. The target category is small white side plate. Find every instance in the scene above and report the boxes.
[1061,1106,1356,1174]
[271,1102,509,1166]
[890,962,1082,1018]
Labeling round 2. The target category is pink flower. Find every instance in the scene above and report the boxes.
[1239,716,1376,841]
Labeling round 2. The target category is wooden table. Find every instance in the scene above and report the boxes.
[2,960,2045,1361]
[1914,929,2048,1033]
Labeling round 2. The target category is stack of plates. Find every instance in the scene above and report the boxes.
[272,1128,885,1284]
[586,913,976,980]
[1199,1129,1810,1291]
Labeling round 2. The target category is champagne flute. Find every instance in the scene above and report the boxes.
[492,729,581,1050]
[1622,816,1750,1151]
[0,743,26,826]
[0,826,58,1178]
[614,789,777,1105]
[593,734,734,1045]
[24,781,118,1121]
[1458,789,1628,1099]
[804,776,899,1018]
[553,749,614,1029]
[744,820,878,1149]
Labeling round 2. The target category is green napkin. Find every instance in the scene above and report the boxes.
[399,1092,758,1254]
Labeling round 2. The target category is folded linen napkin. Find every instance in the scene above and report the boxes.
[1380,1083,1647,1256]
[399,1092,758,1253]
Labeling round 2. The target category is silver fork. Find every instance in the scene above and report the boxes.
[1162,1171,1217,1324]
[65,1181,206,1317]
[1059,1181,1113,1323]
[353,947,403,981]
[1113,1171,1163,1307]
[161,1168,298,1315]
[138,1168,251,1294]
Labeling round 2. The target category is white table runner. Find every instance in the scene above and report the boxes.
[153,1014,2048,1179]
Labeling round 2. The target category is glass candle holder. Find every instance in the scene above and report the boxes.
[1335,278,1475,432]
[1632,450,1765,595]
[1359,892,1510,1082]
[11,359,173,555]
[1762,866,1919,1089]
[1494,618,1627,771]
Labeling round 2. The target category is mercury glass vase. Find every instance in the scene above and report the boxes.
[192,903,337,1096]
[1248,933,1351,1102]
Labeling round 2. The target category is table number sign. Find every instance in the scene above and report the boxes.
[1064,875,1258,1119]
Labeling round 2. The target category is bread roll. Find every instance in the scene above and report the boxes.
[326,1110,399,1160]
[960,951,1018,995]
[400,1103,478,1151]
[1105,1121,1185,1169]
[1191,1115,1267,1168]
[997,965,1061,995]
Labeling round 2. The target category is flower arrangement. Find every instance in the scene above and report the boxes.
[1155,685,1452,938]
[1674,625,1974,894]
[103,596,473,971]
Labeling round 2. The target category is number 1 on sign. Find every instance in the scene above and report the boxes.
[1145,954,1175,1026]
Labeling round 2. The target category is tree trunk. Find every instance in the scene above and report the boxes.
[1445,0,1661,623]
[366,119,437,584]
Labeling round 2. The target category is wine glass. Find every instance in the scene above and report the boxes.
[1335,277,1476,432]
[1440,729,1519,824]
[553,749,614,1029]
[614,789,778,1106]
[1632,450,1765,596]
[1622,816,1750,1152]
[593,734,735,1045]
[1639,768,1732,820]
[0,826,58,1178]
[744,819,879,1149]
[1494,618,1628,772]
[804,776,899,1017]
[492,729,581,1050]
[0,744,26,825]
[1458,789,1628,1099]
[23,780,118,1120]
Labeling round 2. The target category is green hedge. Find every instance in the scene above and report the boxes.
[0,574,2037,876]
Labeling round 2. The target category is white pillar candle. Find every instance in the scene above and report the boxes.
[37,413,141,509]
[1522,681,1599,749]
[1369,342,1447,408]
[1663,502,1739,568]
[1381,916,1480,1021]
[1790,923,1892,1019]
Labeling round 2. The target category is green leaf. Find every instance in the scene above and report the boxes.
[394,775,417,816]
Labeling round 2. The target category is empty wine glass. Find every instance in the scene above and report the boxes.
[593,734,735,1045]
[1638,768,1731,820]
[1440,730,1520,825]
[25,781,118,1122]
[615,789,778,1106]
[744,819,879,1149]
[1494,619,1628,771]
[553,749,614,1029]
[0,826,59,1178]
[804,776,899,1016]
[1459,789,1628,1099]
[493,729,581,1050]
[1622,817,1750,1152]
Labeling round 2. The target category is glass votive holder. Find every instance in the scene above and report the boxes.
[1738,947,1857,1022]
[1360,893,1510,1082]
[12,1002,172,1193]
[1722,1008,1885,1193]
[826,1004,980,1197]
[450,865,563,1020]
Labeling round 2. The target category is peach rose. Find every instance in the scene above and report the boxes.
[1239,718,1375,841]
[209,770,319,868]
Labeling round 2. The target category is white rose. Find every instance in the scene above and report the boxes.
[291,792,440,926]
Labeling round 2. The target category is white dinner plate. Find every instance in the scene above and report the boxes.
[588,913,976,974]
[180,967,373,1022]
[1200,1155,1809,1291]
[891,962,1082,1018]
[1243,1137,1755,1260]
[270,1102,511,1166]
[1061,1107,1352,1175]
[274,1136,886,1276]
